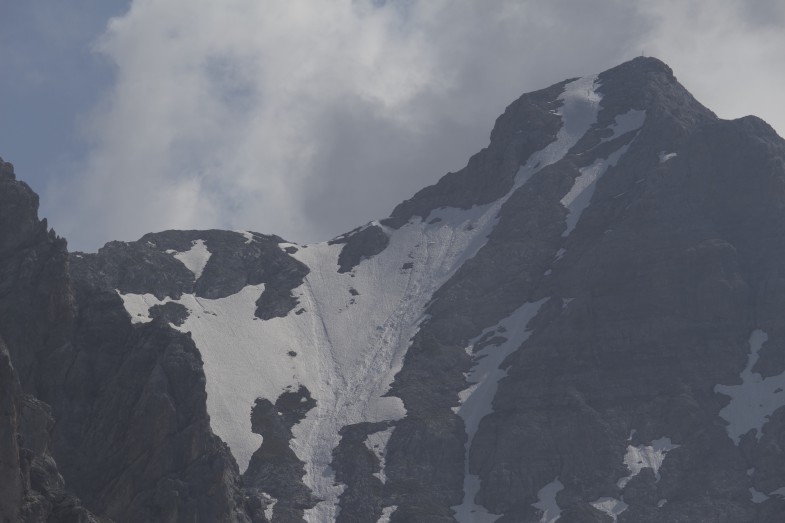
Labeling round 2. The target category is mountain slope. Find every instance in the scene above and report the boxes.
[4,56,785,522]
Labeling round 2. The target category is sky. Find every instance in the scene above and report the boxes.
[2,0,785,252]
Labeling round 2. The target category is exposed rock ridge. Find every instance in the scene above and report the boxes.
[71,229,309,319]
[1,159,96,522]
[373,56,762,522]
[1,158,257,522]
[243,386,319,522]
[465,63,785,521]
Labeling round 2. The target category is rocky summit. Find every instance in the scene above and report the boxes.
[3,56,785,522]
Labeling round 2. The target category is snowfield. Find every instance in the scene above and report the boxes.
[119,205,511,520]
[116,71,644,522]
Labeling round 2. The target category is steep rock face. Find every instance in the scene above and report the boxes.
[1,159,95,522]
[59,252,257,522]
[375,57,723,522]
[0,160,256,522]
[1,334,96,522]
[467,78,785,522]
[0,339,23,522]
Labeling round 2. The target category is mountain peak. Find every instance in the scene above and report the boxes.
[3,58,785,522]
[605,55,674,77]
[384,56,715,230]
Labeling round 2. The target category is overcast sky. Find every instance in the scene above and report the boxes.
[2,0,785,251]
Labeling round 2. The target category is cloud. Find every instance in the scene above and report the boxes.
[44,0,785,251]
[637,0,785,121]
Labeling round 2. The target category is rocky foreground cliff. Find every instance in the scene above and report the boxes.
[4,57,785,522]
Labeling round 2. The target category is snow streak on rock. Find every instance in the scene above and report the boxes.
[589,497,628,522]
[452,299,547,523]
[561,143,632,237]
[447,73,607,523]
[750,487,769,503]
[715,329,785,444]
[364,426,394,484]
[238,230,255,244]
[771,487,785,498]
[262,494,277,521]
[532,478,564,523]
[617,437,679,488]
[514,74,601,187]
[658,151,677,163]
[377,505,397,523]
[172,239,211,279]
[116,291,172,324]
[605,109,646,142]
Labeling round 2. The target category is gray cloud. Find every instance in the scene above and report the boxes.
[40,0,785,251]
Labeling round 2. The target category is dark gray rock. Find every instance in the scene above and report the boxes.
[331,421,391,523]
[149,301,190,326]
[329,224,390,273]
[0,339,23,522]
[1,337,98,523]
[376,56,785,523]
[381,80,567,229]
[465,67,785,521]
[243,386,319,523]
[1,158,254,522]
[71,229,310,321]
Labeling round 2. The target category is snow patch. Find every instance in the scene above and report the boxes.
[172,239,211,279]
[263,494,277,521]
[378,506,397,523]
[750,487,769,503]
[364,426,394,484]
[605,109,646,142]
[715,329,785,444]
[658,151,677,163]
[238,231,255,244]
[514,74,601,186]
[589,497,628,522]
[617,437,679,488]
[657,499,667,508]
[532,478,564,523]
[116,291,172,324]
[452,299,547,522]
[561,144,631,237]
[771,487,785,498]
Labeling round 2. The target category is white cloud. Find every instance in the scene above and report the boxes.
[43,0,785,251]
[638,0,785,128]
